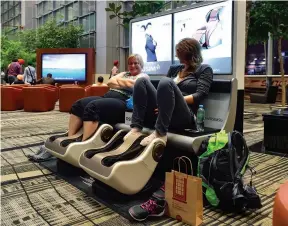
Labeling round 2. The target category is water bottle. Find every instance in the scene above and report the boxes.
[196,105,205,132]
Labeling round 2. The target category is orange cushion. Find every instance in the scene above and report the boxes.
[273,181,288,226]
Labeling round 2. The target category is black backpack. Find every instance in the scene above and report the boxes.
[197,131,262,211]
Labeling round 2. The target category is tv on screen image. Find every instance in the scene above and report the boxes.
[42,54,87,81]
[131,14,172,75]
[174,0,233,74]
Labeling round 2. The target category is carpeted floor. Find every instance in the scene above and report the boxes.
[1,102,287,226]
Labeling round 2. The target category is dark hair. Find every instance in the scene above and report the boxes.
[146,22,152,29]
[97,76,104,83]
[47,73,52,78]
[12,59,18,62]
[176,38,203,72]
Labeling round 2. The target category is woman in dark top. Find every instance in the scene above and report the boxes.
[125,38,213,146]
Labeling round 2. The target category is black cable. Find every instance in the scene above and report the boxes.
[1,155,51,226]
[23,147,97,226]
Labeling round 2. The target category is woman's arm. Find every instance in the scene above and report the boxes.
[107,72,135,89]
[185,67,213,105]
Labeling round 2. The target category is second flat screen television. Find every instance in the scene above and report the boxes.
[42,53,87,82]
[131,14,172,75]
[174,0,233,74]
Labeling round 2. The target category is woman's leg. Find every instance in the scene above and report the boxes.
[82,98,127,141]
[131,77,157,130]
[124,77,157,139]
[69,96,102,136]
[141,77,192,146]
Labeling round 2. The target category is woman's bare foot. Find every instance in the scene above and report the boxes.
[140,131,167,146]
[123,128,142,141]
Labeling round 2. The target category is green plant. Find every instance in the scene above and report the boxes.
[105,1,183,29]
[249,1,288,106]
[1,19,83,70]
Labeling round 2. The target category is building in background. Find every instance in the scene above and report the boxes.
[1,1,36,33]
[35,0,96,48]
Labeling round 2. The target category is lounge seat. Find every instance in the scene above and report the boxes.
[23,87,57,112]
[85,86,110,97]
[119,78,238,153]
[1,86,24,111]
[59,86,86,112]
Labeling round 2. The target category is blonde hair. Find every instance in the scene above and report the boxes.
[17,74,23,80]
[127,54,144,69]
[176,38,203,73]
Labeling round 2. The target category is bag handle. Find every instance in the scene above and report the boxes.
[173,156,193,176]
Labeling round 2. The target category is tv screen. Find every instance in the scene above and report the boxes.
[174,0,233,74]
[42,54,87,81]
[131,14,172,75]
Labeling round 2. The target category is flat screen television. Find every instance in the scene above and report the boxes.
[131,14,172,75]
[173,0,233,74]
[41,53,87,82]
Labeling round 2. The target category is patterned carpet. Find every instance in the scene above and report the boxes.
[1,102,287,226]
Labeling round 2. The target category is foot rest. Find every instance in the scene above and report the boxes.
[49,131,68,142]
[45,124,114,167]
[79,132,166,195]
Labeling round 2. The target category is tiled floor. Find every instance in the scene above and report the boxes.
[1,101,286,226]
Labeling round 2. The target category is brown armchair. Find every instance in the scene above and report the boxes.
[1,86,24,111]
[59,87,85,112]
[85,86,110,97]
[23,87,56,112]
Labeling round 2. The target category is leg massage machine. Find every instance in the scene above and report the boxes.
[46,78,237,195]
[44,124,114,167]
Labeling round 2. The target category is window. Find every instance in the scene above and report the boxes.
[3,2,8,12]
[37,18,43,27]
[4,12,8,21]
[54,1,64,9]
[43,1,53,14]
[66,4,73,21]
[80,14,95,33]
[8,1,14,8]
[80,33,95,48]
[73,2,79,18]
[37,2,43,17]
[15,4,20,15]
[55,8,64,22]
[9,8,15,19]
[14,15,20,26]
[81,1,96,15]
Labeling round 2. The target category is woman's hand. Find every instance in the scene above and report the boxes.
[154,108,158,114]
[184,95,194,105]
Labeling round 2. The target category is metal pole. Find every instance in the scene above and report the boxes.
[267,32,273,87]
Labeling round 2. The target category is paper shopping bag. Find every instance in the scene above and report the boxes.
[165,156,203,226]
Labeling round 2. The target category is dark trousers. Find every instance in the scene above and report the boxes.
[70,91,127,124]
[8,75,16,85]
[131,77,195,136]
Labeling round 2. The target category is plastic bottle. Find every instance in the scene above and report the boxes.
[196,105,205,132]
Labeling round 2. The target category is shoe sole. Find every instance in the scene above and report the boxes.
[128,208,165,222]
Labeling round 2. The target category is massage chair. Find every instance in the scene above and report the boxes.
[79,131,166,195]
[192,6,224,49]
[44,124,114,167]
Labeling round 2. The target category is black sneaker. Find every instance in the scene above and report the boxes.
[128,198,166,221]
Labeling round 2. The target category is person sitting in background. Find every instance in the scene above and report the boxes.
[37,73,55,85]
[109,60,119,79]
[92,76,108,87]
[23,61,36,85]
[12,75,25,85]
[7,59,22,84]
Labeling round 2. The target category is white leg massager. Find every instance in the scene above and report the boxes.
[45,124,114,167]
[79,131,166,195]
